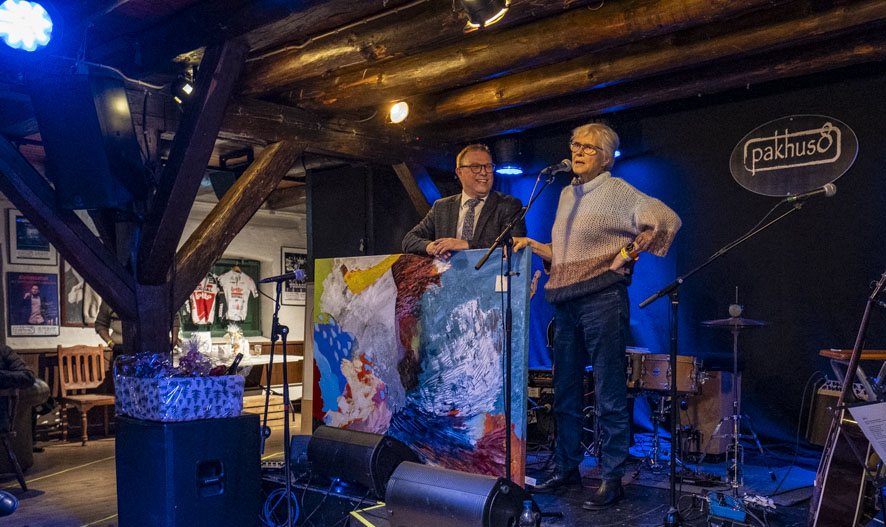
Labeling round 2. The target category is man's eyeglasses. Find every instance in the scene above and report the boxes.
[570,142,602,156]
[458,163,496,174]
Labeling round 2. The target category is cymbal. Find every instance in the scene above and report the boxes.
[700,317,769,329]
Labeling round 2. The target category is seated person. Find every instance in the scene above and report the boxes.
[0,345,35,432]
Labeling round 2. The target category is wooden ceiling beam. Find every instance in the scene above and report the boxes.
[418,0,886,124]
[220,98,452,170]
[0,137,137,319]
[278,0,785,111]
[392,162,440,217]
[241,0,581,97]
[266,184,306,210]
[435,32,886,141]
[137,40,249,285]
[87,0,412,78]
[174,139,306,309]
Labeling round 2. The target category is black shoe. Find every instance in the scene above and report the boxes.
[530,468,581,493]
[582,479,624,510]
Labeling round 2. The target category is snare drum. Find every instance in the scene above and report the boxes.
[638,354,699,393]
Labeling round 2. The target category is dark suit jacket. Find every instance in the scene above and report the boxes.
[402,191,527,255]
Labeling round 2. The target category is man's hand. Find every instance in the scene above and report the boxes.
[426,238,469,259]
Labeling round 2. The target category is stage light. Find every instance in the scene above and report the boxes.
[458,0,509,29]
[171,70,195,104]
[389,101,409,124]
[495,164,523,176]
[614,149,622,158]
[493,135,523,176]
[0,0,53,51]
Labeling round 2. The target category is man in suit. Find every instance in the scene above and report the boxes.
[402,144,526,258]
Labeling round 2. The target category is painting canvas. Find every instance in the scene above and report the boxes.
[312,249,531,482]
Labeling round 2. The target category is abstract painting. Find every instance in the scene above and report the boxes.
[313,249,531,482]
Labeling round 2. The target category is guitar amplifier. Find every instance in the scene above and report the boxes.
[806,380,866,446]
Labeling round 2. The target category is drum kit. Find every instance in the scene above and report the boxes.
[617,303,769,491]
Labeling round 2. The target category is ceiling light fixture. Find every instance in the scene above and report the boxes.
[0,0,52,51]
[389,101,409,124]
[458,0,510,29]
[493,136,523,177]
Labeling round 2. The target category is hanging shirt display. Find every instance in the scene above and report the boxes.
[189,274,220,325]
[218,268,258,321]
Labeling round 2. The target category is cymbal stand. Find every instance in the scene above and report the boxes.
[632,393,685,478]
[696,309,770,494]
[639,202,807,527]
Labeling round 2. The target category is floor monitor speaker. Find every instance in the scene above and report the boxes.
[306,425,419,499]
[385,462,537,527]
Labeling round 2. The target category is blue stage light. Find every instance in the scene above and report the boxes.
[0,0,53,52]
[614,149,622,158]
[495,164,524,176]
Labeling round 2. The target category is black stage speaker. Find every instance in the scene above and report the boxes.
[386,462,537,527]
[28,68,150,209]
[115,414,260,527]
[306,425,419,499]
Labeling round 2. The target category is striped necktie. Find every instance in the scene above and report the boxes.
[461,198,481,241]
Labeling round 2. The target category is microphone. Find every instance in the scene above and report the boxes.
[259,269,306,284]
[541,159,572,175]
[784,183,836,203]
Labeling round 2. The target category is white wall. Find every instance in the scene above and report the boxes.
[0,194,307,350]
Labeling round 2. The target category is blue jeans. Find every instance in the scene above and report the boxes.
[552,283,629,480]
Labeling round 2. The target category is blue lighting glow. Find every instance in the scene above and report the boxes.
[0,0,52,52]
[614,149,622,158]
[495,164,524,176]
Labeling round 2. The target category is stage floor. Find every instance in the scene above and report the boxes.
[3,428,877,527]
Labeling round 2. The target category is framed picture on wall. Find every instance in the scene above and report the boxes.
[281,247,307,306]
[59,258,100,327]
[7,271,60,337]
[7,209,58,266]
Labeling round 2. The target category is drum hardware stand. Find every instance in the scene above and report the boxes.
[640,202,808,527]
[698,300,771,495]
[582,403,602,458]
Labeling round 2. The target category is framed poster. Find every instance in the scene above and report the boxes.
[60,258,100,327]
[7,271,60,337]
[281,247,307,306]
[7,209,57,266]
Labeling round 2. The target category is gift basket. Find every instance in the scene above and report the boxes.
[114,336,245,422]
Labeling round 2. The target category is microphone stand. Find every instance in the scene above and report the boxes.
[639,202,806,527]
[476,168,562,486]
[261,280,294,526]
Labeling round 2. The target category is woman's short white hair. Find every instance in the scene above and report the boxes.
[571,123,620,170]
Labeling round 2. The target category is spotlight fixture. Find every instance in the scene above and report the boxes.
[493,136,523,177]
[389,101,409,124]
[458,0,510,29]
[171,70,195,104]
[0,0,52,51]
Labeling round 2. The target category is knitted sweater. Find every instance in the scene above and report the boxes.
[545,172,681,305]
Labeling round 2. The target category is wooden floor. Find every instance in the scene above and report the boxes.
[0,422,290,527]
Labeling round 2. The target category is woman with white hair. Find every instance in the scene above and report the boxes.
[515,123,681,509]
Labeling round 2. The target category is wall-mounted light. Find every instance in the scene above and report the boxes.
[0,0,53,51]
[458,0,510,29]
[389,101,409,124]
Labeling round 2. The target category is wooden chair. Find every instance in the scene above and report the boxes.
[0,388,27,491]
[57,345,115,446]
